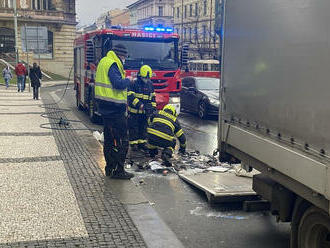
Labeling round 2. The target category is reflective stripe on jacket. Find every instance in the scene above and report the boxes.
[147,109,186,147]
[127,78,156,114]
[95,51,127,104]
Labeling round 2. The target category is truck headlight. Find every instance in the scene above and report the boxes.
[209,98,220,107]
[169,97,180,104]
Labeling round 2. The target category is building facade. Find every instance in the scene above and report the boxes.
[110,9,130,27]
[96,9,130,29]
[173,0,220,60]
[0,0,76,77]
[127,0,174,29]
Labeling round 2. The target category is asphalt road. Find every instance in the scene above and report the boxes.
[48,84,290,248]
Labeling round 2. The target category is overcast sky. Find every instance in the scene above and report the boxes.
[76,0,136,26]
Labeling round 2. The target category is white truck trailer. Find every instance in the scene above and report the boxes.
[218,1,330,247]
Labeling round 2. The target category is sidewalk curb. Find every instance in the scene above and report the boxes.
[49,90,185,248]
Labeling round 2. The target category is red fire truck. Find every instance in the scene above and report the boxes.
[74,27,181,122]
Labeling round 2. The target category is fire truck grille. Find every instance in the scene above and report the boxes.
[151,79,167,84]
[151,79,168,90]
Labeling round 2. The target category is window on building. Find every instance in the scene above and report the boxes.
[32,0,51,10]
[158,6,163,16]
[189,27,192,42]
[195,2,198,16]
[204,0,207,16]
[203,25,206,41]
[176,7,179,18]
[67,0,74,12]
[33,30,53,59]
[184,5,187,18]
[194,26,198,41]
[2,0,13,8]
[189,4,192,17]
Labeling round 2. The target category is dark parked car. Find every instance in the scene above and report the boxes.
[181,77,220,119]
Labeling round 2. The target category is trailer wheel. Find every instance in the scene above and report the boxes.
[298,206,330,248]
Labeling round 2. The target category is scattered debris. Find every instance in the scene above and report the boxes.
[149,161,163,171]
[207,166,229,173]
[233,164,259,178]
[125,149,257,180]
[93,131,104,142]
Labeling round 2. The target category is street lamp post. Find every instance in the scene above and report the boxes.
[209,0,213,58]
[181,0,183,47]
[13,0,19,64]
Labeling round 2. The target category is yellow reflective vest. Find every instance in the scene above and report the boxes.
[95,51,127,104]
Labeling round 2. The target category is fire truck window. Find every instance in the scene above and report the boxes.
[112,39,179,71]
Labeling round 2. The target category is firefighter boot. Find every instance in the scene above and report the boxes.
[149,148,158,158]
[111,169,134,179]
[131,144,139,152]
[105,165,115,177]
[138,143,149,152]
[161,149,173,167]
[111,162,134,179]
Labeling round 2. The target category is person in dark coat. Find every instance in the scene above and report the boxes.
[29,63,42,100]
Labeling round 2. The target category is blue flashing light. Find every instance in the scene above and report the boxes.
[144,26,173,33]
[144,27,155,31]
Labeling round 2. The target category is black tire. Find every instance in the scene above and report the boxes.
[88,98,98,123]
[198,101,207,119]
[298,206,330,248]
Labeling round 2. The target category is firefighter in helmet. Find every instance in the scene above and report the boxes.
[147,104,186,166]
[127,65,157,151]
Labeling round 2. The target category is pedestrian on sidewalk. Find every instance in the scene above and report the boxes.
[15,61,27,92]
[2,65,12,89]
[23,63,28,91]
[95,44,135,179]
[29,63,42,100]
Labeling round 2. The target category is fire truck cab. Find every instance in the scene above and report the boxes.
[74,27,181,122]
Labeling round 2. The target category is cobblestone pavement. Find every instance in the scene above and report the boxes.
[0,87,146,248]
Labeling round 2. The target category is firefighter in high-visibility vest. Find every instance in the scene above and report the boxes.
[95,44,134,179]
[128,65,157,151]
[147,104,186,166]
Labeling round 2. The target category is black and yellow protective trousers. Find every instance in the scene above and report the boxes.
[127,78,156,147]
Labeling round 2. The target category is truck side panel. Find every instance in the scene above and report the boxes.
[222,0,330,154]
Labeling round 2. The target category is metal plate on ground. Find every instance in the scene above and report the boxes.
[179,172,257,203]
